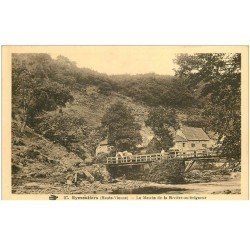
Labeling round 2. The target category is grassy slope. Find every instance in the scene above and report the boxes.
[35,84,200,156]
[12,120,85,193]
[66,86,149,127]
[11,85,153,192]
[64,84,198,136]
[62,86,156,152]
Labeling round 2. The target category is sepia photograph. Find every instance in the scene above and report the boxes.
[1,2,250,250]
[2,46,248,200]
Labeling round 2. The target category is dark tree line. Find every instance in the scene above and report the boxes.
[174,53,241,160]
[12,54,74,131]
[145,107,179,150]
[110,73,195,108]
[101,102,142,152]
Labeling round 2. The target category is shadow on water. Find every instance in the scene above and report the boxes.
[112,186,187,194]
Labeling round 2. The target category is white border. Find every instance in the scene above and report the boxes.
[1,1,250,250]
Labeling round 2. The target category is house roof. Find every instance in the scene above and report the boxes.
[99,138,108,145]
[181,126,210,141]
[175,135,187,142]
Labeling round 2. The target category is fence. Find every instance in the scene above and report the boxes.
[106,149,217,165]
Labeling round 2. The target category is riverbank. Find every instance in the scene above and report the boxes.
[12,172,240,195]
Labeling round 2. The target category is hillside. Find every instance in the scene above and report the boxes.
[36,86,159,156]
[36,85,202,154]
[12,120,85,193]
[12,53,206,159]
[11,53,209,193]
[109,73,196,108]
[9,51,241,195]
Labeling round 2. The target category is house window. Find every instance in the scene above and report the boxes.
[191,143,195,148]
[202,144,207,148]
[183,143,185,147]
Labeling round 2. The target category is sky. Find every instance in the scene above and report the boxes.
[49,46,178,75]
[10,46,183,75]
[9,46,242,76]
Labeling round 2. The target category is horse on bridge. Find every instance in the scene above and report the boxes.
[116,151,133,163]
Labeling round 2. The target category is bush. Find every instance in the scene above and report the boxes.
[93,152,108,164]
[89,165,110,183]
[98,82,113,95]
[148,159,185,184]
[35,112,87,148]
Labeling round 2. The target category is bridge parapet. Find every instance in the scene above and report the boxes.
[107,153,162,165]
[106,150,217,165]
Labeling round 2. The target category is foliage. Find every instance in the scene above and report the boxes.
[88,165,111,183]
[145,107,179,150]
[12,54,74,131]
[12,54,118,125]
[183,112,207,129]
[11,53,118,157]
[98,81,113,95]
[110,73,195,108]
[34,112,87,157]
[145,138,162,154]
[150,159,185,184]
[51,55,78,86]
[12,53,197,134]
[27,82,74,125]
[101,101,142,152]
[174,53,241,160]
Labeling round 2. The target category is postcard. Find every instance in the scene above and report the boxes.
[1,45,248,200]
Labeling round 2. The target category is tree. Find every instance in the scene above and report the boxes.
[145,107,179,150]
[35,112,87,146]
[51,55,78,86]
[98,81,113,95]
[12,54,74,131]
[110,74,195,108]
[174,53,241,160]
[27,81,74,126]
[101,102,142,152]
[160,80,195,107]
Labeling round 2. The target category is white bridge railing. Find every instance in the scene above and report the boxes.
[107,153,162,165]
[106,150,217,165]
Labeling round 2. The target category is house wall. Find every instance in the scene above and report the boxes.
[174,140,214,151]
[174,128,215,151]
[95,144,111,156]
